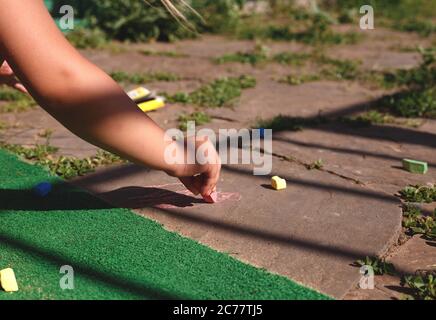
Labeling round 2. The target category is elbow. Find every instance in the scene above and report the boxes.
[32,67,83,110]
[31,63,106,114]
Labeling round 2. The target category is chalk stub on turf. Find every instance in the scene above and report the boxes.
[33,182,52,197]
[0,268,18,292]
[271,176,286,190]
[402,159,428,174]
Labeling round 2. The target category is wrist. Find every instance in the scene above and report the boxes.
[162,139,188,177]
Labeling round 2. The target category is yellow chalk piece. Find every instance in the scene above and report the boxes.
[0,268,18,292]
[271,176,286,190]
[127,87,151,102]
[138,97,165,113]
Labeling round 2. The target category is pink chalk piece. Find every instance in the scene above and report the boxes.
[144,183,240,209]
[203,191,218,204]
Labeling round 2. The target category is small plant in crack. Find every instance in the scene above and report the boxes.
[402,270,436,300]
[214,44,270,66]
[279,74,321,86]
[178,111,211,131]
[140,49,188,58]
[0,143,59,162]
[355,256,396,276]
[306,159,324,170]
[399,184,436,203]
[378,47,436,118]
[402,204,436,240]
[0,143,127,180]
[341,111,423,128]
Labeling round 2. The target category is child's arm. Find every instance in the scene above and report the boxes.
[0,0,220,197]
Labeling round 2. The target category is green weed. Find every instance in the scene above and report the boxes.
[141,50,188,58]
[272,52,312,66]
[402,271,436,300]
[65,27,108,49]
[0,121,8,130]
[381,89,436,118]
[306,159,324,170]
[382,48,436,89]
[292,14,361,45]
[216,47,314,67]
[38,129,54,139]
[110,71,180,84]
[0,142,126,180]
[399,185,436,203]
[355,256,396,276]
[236,15,361,45]
[279,55,361,85]
[378,48,436,118]
[0,86,28,101]
[178,112,211,131]
[318,56,361,81]
[279,74,321,85]
[0,86,37,113]
[343,110,422,128]
[402,204,436,239]
[167,75,256,108]
[214,45,269,66]
[0,143,58,162]
[45,150,126,179]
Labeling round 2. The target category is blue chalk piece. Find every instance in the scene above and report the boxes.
[259,128,265,139]
[33,182,52,197]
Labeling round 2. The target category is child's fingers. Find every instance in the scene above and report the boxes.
[179,176,200,195]
[0,73,28,94]
[14,82,28,93]
[0,61,28,93]
[200,163,221,197]
[0,61,13,75]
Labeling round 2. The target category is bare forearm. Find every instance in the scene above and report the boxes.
[37,67,176,174]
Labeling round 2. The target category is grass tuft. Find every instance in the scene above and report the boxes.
[110,70,180,84]
[0,86,37,113]
[178,112,211,131]
[0,143,126,180]
[166,75,256,108]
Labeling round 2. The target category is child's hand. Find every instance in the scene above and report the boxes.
[0,60,28,93]
[168,136,221,198]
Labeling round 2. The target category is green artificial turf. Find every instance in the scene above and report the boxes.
[0,149,330,300]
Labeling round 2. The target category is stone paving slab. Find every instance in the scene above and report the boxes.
[270,122,436,195]
[72,156,402,298]
[205,79,385,126]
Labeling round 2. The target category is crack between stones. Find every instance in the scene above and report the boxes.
[268,149,365,185]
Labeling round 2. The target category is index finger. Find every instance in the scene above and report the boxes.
[199,162,221,197]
